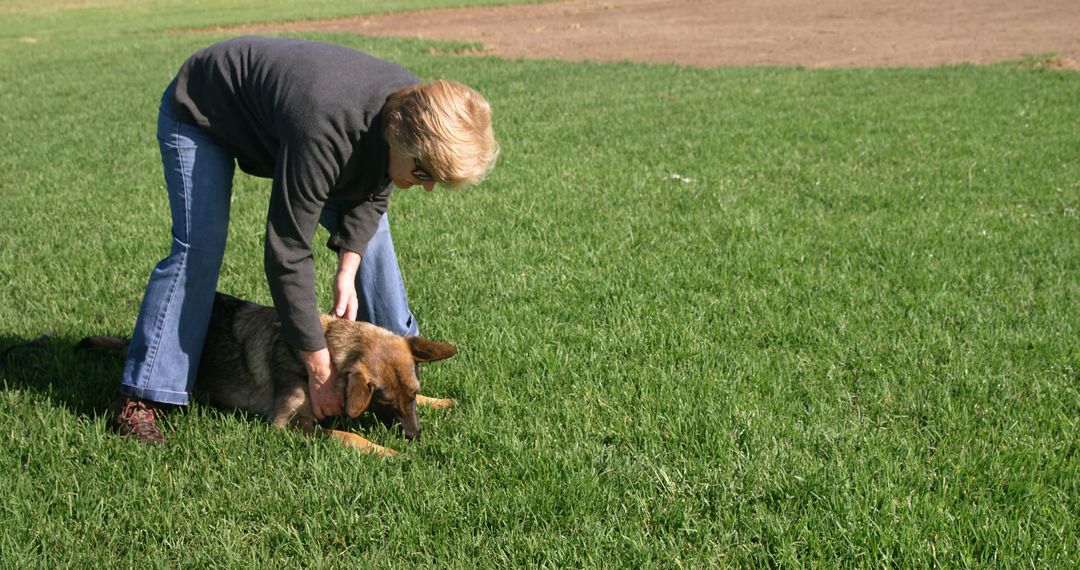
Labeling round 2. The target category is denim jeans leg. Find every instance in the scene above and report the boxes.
[320,205,419,336]
[120,90,235,405]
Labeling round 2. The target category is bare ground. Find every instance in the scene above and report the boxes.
[201,0,1080,69]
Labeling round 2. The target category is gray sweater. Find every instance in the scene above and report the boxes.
[171,36,420,351]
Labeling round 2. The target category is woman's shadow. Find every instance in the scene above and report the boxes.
[0,333,119,418]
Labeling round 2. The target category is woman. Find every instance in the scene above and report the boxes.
[112,36,498,444]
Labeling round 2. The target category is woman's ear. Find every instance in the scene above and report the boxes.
[345,364,374,417]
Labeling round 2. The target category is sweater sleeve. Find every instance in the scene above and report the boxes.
[325,182,392,254]
[263,140,337,352]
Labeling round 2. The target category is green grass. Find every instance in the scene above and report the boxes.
[2,0,1079,567]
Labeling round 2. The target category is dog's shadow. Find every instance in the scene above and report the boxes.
[0,333,397,433]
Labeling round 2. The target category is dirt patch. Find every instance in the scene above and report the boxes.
[202,0,1079,69]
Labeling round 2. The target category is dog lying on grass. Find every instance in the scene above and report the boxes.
[79,292,457,456]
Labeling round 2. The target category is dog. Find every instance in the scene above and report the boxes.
[79,292,457,456]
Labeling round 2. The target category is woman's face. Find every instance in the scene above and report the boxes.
[388,150,437,191]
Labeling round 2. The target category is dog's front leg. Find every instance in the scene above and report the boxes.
[326,430,399,457]
[273,385,397,456]
[277,409,394,455]
[272,387,318,434]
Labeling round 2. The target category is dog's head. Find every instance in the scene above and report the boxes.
[322,316,456,441]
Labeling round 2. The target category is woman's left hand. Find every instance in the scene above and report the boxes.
[332,249,362,320]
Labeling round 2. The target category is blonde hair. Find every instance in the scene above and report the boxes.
[383,80,499,187]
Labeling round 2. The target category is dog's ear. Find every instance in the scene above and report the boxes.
[407,337,458,363]
[319,313,338,332]
[345,364,374,417]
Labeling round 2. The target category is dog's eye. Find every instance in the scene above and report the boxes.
[373,388,393,405]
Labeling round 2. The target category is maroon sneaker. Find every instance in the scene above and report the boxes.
[109,396,165,445]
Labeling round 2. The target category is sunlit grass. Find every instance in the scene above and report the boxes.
[1,1,1079,567]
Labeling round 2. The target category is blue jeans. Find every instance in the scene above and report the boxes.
[120,85,417,406]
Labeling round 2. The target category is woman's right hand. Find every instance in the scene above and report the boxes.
[299,348,344,420]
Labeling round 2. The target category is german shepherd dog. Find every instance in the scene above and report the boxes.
[80,293,457,456]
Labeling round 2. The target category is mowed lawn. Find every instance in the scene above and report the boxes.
[1,1,1078,567]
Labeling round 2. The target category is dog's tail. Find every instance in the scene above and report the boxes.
[76,336,129,358]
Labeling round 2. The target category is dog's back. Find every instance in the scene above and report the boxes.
[196,293,307,418]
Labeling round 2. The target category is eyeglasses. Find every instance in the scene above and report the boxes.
[412,157,435,182]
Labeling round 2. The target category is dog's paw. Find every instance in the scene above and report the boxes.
[417,395,455,410]
[375,445,400,457]
[328,429,399,457]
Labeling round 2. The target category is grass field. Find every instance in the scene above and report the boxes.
[2,0,1079,567]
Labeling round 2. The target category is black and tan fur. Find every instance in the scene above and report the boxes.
[81,292,456,456]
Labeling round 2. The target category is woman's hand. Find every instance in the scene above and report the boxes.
[332,249,362,320]
[299,348,343,420]
[310,249,361,420]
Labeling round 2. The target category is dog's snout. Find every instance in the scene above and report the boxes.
[404,425,421,442]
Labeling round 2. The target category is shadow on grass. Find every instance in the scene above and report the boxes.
[0,333,397,434]
[0,333,120,418]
